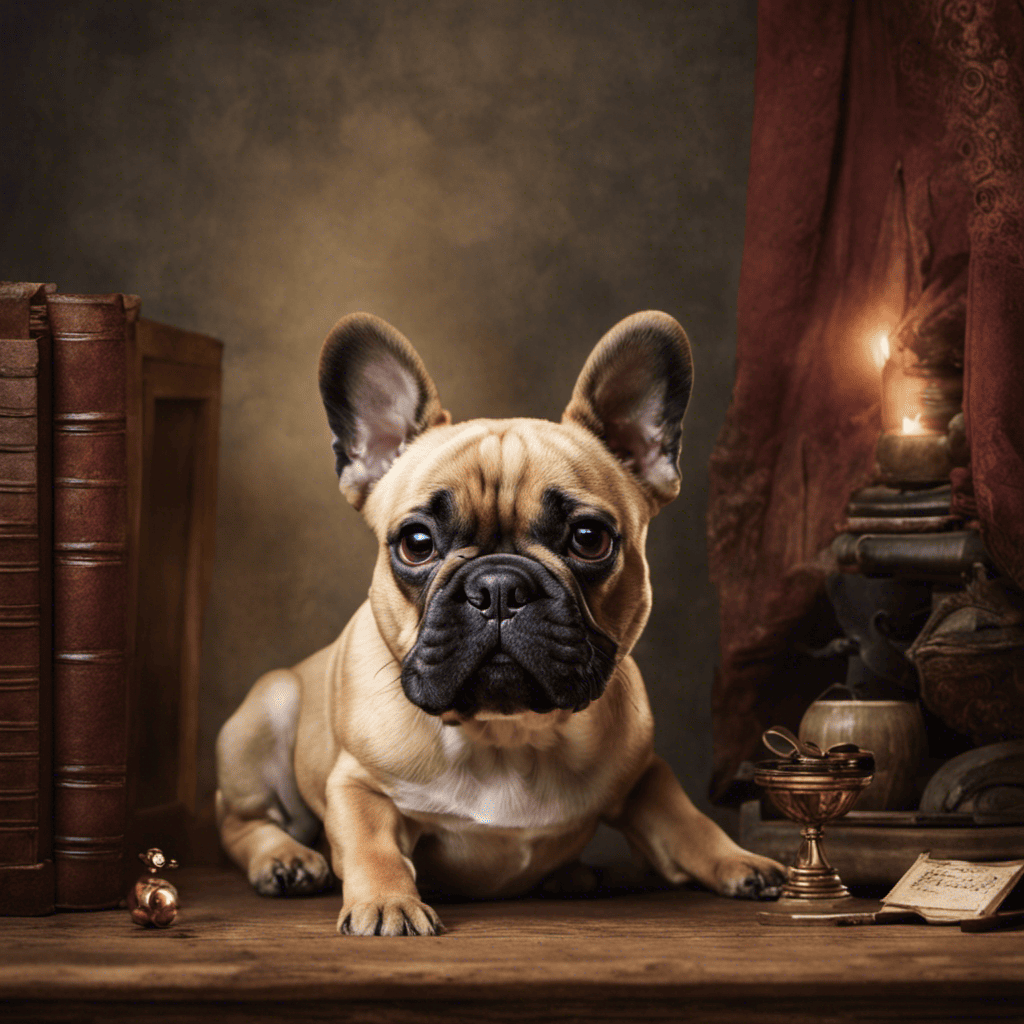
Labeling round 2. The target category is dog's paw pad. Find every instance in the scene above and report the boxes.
[253,852,330,897]
[716,855,787,901]
[337,897,444,936]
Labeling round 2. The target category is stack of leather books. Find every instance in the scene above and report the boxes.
[0,283,222,915]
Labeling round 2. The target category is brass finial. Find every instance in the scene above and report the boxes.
[129,848,180,928]
[139,847,179,873]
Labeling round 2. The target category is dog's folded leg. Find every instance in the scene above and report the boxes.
[216,670,330,897]
[608,755,786,900]
[217,797,330,897]
[325,759,442,936]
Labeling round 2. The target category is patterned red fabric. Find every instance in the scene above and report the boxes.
[707,0,1024,799]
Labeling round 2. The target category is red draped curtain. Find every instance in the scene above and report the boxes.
[707,0,1024,799]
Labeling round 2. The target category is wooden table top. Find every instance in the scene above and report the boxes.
[4,866,1024,1022]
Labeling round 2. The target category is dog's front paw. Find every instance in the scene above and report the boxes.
[337,897,444,936]
[712,854,787,901]
[252,849,330,897]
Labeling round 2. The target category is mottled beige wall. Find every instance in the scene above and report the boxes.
[1,1,756,832]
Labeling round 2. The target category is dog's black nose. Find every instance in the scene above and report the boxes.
[462,560,538,621]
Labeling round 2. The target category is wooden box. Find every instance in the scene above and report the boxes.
[124,318,222,861]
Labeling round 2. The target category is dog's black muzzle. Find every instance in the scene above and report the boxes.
[400,553,616,717]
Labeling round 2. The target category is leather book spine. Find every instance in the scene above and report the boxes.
[48,292,136,910]
[0,282,56,915]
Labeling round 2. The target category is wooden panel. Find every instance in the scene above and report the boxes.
[5,995,1024,1023]
[135,319,223,369]
[133,398,203,811]
[125,324,222,867]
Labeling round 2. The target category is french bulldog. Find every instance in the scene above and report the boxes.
[216,310,784,935]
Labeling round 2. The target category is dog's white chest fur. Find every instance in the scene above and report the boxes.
[385,723,596,832]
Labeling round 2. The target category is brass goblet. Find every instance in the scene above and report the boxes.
[754,727,875,900]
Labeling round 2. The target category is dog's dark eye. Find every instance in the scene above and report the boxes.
[568,521,613,562]
[397,525,436,566]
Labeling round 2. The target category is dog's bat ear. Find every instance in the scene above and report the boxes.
[318,313,450,509]
[563,311,693,509]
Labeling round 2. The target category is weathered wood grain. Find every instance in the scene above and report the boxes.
[2,867,1023,1022]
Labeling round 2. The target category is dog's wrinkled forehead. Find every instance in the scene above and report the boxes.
[362,417,645,542]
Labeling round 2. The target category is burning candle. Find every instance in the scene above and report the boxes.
[873,330,943,437]
[871,332,891,371]
[871,325,958,484]
[901,413,928,436]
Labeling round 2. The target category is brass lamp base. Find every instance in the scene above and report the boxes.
[779,824,849,900]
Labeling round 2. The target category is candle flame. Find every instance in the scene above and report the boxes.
[871,332,891,370]
[902,413,928,435]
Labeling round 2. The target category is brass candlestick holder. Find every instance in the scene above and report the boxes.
[754,727,875,900]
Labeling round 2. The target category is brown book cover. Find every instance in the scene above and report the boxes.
[0,282,56,915]
[48,292,139,910]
